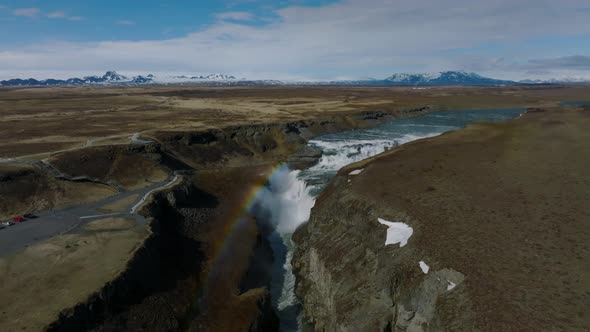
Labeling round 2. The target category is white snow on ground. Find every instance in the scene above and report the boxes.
[447,281,457,291]
[349,169,363,175]
[377,218,413,247]
[419,261,430,274]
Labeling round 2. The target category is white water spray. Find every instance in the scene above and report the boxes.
[254,166,315,234]
[251,165,315,331]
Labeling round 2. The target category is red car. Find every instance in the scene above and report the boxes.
[12,216,25,223]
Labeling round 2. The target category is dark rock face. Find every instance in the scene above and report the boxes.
[46,179,211,332]
[287,145,323,169]
[292,172,469,332]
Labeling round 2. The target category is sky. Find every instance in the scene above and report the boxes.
[1,0,590,80]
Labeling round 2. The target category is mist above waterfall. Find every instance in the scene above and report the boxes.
[252,165,315,235]
[250,165,315,331]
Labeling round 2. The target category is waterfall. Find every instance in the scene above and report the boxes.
[251,165,315,331]
[249,108,525,331]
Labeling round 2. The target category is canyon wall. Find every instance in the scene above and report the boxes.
[44,106,433,331]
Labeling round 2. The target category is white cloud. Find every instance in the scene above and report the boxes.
[47,11,66,19]
[13,7,40,17]
[528,55,590,70]
[15,8,83,21]
[215,11,254,21]
[1,0,590,80]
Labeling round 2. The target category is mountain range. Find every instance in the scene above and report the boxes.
[0,70,587,87]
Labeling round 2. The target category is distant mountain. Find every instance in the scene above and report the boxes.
[0,70,519,87]
[131,75,154,84]
[102,70,128,81]
[382,71,515,86]
[194,74,237,80]
[0,71,239,86]
[519,77,590,84]
[0,71,149,86]
[171,74,237,80]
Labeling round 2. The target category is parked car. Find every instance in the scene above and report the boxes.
[12,216,25,223]
[24,213,37,219]
[1,221,14,227]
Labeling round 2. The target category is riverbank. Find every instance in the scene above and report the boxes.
[293,105,590,331]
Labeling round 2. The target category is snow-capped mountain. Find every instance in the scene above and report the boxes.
[0,71,244,86]
[195,74,237,80]
[383,71,515,86]
[102,70,128,81]
[385,72,441,84]
[0,70,554,87]
[0,71,147,86]
[172,74,237,80]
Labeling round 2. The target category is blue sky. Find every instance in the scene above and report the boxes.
[0,0,337,43]
[1,0,590,80]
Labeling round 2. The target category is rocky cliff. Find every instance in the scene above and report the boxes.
[293,107,590,331]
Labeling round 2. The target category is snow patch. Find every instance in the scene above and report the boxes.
[349,169,363,175]
[377,218,413,247]
[419,261,430,274]
[447,281,457,291]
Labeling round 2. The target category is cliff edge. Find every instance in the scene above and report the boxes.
[293,106,590,331]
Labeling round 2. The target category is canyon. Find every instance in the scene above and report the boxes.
[0,85,589,331]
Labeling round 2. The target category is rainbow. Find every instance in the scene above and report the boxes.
[198,163,289,302]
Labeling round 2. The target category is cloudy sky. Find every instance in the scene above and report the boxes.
[1,0,590,80]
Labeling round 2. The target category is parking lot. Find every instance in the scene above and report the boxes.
[0,175,179,257]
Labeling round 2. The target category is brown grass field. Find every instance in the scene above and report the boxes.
[1,84,589,158]
[0,217,148,331]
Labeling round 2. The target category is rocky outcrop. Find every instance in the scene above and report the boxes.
[291,185,467,331]
[287,145,323,170]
